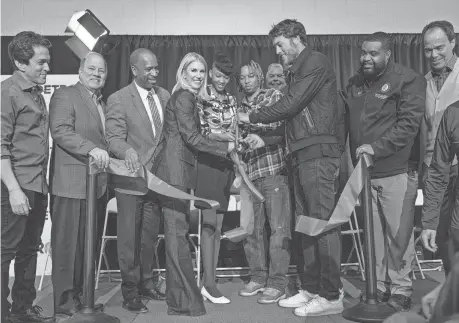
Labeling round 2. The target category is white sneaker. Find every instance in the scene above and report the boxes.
[293,295,344,317]
[278,290,317,308]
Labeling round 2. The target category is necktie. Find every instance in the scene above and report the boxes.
[92,94,105,132]
[147,91,162,137]
[96,100,105,132]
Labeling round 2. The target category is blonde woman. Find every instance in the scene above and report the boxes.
[155,52,235,316]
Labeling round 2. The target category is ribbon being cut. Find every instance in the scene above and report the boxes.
[295,154,374,236]
[222,110,266,243]
[88,157,220,211]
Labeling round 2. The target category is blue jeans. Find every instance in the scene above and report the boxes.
[293,157,343,300]
[242,175,292,291]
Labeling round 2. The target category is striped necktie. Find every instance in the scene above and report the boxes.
[147,91,162,137]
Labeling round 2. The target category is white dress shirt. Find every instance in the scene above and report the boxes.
[134,81,164,137]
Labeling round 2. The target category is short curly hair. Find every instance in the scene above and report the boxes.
[8,31,52,70]
[363,32,394,52]
[268,19,307,46]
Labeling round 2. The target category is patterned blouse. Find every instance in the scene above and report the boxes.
[197,86,237,136]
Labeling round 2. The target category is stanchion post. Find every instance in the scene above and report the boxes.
[362,153,377,304]
[83,163,97,310]
[342,153,396,323]
[66,160,120,323]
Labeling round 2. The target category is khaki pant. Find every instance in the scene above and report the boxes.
[371,172,413,296]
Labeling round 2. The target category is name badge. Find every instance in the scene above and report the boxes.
[375,93,388,100]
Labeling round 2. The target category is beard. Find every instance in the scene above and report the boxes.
[361,60,387,80]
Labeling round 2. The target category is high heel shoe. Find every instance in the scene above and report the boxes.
[201,286,231,304]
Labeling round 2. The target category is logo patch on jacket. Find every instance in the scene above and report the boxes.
[381,83,390,92]
[375,93,388,100]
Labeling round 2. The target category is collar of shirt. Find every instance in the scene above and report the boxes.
[134,80,156,99]
[208,85,229,102]
[12,71,43,93]
[289,46,313,75]
[431,54,457,77]
[81,82,102,104]
[242,88,266,107]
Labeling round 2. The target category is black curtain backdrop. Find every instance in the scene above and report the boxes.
[2,34,458,181]
[3,34,458,101]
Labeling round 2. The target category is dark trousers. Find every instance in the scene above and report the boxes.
[1,183,47,320]
[115,190,161,301]
[162,186,205,317]
[50,194,106,310]
[292,157,342,300]
[430,164,458,275]
[242,175,292,291]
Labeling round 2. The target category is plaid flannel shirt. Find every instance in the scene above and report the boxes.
[239,88,286,181]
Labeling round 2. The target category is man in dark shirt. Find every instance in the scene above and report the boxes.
[239,19,344,317]
[1,31,54,323]
[422,100,459,269]
[345,32,426,312]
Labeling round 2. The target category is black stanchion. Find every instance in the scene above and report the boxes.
[342,154,396,323]
[66,162,120,323]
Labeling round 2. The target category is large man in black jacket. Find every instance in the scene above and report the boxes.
[239,19,345,318]
[345,32,426,312]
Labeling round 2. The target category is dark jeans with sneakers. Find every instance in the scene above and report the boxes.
[1,183,47,321]
[292,157,343,301]
[242,175,292,292]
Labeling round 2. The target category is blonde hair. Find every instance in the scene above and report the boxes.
[172,52,210,101]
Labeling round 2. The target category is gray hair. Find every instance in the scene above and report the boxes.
[266,63,283,77]
[79,51,107,71]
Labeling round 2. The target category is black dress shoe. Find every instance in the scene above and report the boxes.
[388,294,411,312]
[10,305,55,323]
[140,288,166,301]
[122,298,148,313]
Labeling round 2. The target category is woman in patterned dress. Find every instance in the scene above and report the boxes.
[195,52,237,304]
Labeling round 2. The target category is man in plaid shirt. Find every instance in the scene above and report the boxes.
[237,61,292,305]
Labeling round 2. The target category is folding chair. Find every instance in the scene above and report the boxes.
[413,227,443,280]
[95,197,120,289]
[341,210,366,281]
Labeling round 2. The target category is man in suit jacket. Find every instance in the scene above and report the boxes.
[49,52,109,318]
[105,48,170,313]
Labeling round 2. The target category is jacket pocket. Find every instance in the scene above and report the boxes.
[303,106,316,130]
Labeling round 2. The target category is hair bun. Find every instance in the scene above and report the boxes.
[213,52,233,76]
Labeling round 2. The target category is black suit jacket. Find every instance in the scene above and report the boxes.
[156,88,228,189]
